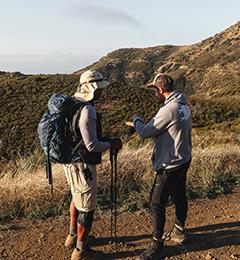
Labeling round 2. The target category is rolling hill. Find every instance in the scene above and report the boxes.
[0,22,239,162]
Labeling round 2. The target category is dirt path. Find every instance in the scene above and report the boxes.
[0,188,240,260]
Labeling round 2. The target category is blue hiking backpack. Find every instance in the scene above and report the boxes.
[38,93,87,188]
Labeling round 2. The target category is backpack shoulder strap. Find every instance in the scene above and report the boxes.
[71,102,88,138]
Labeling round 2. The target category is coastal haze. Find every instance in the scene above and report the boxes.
[0,53,98,74]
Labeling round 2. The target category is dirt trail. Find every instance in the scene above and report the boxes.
[0,188,240,260]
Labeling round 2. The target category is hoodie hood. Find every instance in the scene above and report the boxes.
[164,91,187,106]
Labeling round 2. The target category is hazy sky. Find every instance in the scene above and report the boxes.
[0,0,239,74]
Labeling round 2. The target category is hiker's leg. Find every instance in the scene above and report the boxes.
[76,210,94,249]
[63,165,79,248]
[71,209,104,260]
[170,161,191,227]
[69,198,79,235]
[72,164,97,249]
[63,163,97,250]
[150,170,171,239]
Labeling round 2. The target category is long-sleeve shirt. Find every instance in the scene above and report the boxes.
[133,91,192,171]
[79,104,110,153]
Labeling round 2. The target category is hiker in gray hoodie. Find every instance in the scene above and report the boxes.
[126,73,192,260]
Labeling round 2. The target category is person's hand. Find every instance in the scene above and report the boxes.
[109,138,122,151]
[127,125,135,137]
[125,121,134,127]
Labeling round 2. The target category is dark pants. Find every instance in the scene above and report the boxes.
[150,160,191,239]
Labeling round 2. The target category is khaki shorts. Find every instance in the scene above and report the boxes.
[63,163,97,212]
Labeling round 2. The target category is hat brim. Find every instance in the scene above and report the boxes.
[74,92,93,102]
[146,83,158,90]
[74,80,110,102]
[95,80,110,88]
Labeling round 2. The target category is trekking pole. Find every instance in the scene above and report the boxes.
[113,150,118,250]
[110,149,118,250]
[110,149,114,243]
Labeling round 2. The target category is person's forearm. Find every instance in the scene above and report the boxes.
[133,116,156,139]
[81,125,110,152]
[84,139,110,153]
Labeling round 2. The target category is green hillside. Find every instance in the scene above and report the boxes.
[0,22,239,162]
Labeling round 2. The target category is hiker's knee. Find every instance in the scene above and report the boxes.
[77,210,94,228]
[150,201,166,214]
[150,189,168,213]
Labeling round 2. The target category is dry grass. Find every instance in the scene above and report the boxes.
[188,145,240,197]
[0,141,240,220]
[0,165,69,220]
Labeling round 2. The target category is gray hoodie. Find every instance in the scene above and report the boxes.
[133,91,192,171]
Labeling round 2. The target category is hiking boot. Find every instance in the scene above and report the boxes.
[137,239,163,260]
[162,224,186,244]
[71,247,105,260]
[65,234,77,249]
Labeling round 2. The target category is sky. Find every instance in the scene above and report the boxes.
[0,0,239,74]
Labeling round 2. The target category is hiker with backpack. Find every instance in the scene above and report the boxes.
[38,69,122,260]
[63,70,122,260]
[126,73,192,260]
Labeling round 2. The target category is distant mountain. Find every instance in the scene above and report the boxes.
[75,22,240,96]
[0,22,239,162]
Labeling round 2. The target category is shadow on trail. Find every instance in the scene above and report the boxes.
[93,234,150,246]
[96,221,240,259]
[161,221,240,259]
[92,234,150,259]
[105,249,143,259]
[187,221,240,232]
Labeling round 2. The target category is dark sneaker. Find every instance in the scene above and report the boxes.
[137,239,163,260]
[162,224,186,244]
[71,247,105,260]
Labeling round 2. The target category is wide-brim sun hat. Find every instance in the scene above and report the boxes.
[74,70,110,102]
